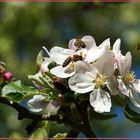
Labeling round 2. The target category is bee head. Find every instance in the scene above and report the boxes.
[74,39,86,49]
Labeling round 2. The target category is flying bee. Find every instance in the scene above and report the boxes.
[62,54,84,67]
[74,39,86,49]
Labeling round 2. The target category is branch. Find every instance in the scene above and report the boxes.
[0,96,97,138]
[0,96,60,121]
[75,99,97,139]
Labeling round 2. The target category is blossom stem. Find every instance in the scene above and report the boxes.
[66,128,80,138]
[75,99,97,138]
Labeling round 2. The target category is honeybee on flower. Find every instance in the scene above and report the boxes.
[50,35,110,78]
[27,35,140,114]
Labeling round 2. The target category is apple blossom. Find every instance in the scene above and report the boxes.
[112,39,140,107]
[69,52,115,113]
[27,95,60,116]
[116,51,140,107]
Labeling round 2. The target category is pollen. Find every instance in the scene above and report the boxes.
[79,51,86,59]
[125,71,136,83]
[95,74,106,88]
[65,63,75,74]
[69,63,74,68]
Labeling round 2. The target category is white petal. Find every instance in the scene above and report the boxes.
[86,40,109,63]
[113,38,121,53]
[133,80,140,93]
[129,86,140,108]
[50,46,75,65]
[90,88,111,113]
[125,52,132,74]
[86,48,105,63]
[27,95,47,112]
[68,35,96,50]
[46,100,60,116]
[68,72,95,93]
[68,39,77,50]
[117,79,129,96]
[81,35,96,49]
[74,61,92,73]
[98,38,110,50]
[117,52,125,77]
[50,66,75,78]
[117,52,132,77]
[95,52,115,77]
[106,76,119,95]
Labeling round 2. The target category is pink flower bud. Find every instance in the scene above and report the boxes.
[3,71,13,81]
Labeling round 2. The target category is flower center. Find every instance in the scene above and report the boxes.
[125,71,136,83]
[95,74,106,88]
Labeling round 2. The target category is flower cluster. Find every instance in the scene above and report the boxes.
[28,35,140,114]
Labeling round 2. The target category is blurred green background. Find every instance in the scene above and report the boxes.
[0,2,140,138]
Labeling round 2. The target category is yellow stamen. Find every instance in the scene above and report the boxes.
[69,62,74,68]
[95,74,106,88]
[125,71,136,83]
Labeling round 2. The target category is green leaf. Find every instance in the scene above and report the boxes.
[31,121,50,138]
[7,92,24,102]
[31,128,47,138]
[124,104,140,123]
[89,107,117,120]
[1,80,37,101]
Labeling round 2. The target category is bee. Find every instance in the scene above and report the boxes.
[62,54,84,67]
[74,39,86,49]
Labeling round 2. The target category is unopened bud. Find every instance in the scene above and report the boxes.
[3,71,13,81]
